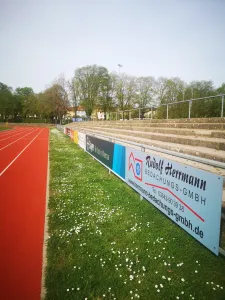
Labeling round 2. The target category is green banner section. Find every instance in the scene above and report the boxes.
[86,135,114,168]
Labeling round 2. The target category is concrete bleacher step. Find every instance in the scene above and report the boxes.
[83,125,222,137]
[211,132,225,138]
[80,121,225,130]
[85,126,225,150]
[104,117,225,124]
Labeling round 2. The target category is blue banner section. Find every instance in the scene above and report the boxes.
[112,144,126,179]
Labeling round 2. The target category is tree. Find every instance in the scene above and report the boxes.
[68,76,85,120]
[114,74,137,119]
[98,73,116,119]
[154,77,168,105]
[135,76,155,107]
[216,83,225,95]
[187,81,216,117]
[0,83,15,120]
[74,65,109,117]
[165,78,186,103]
[42,83,69,124]
[37,92,53,121]
[15,87,34,118]
[22,93,39,117]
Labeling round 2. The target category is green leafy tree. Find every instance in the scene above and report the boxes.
[42,83,69,124]
[74,65,109,117]
[15,87,34,118]
[98,73,116,119]
[0,83,14,120]
[187,81,217,117]
[216,83,225,95]
[114,74,137,119]
[135,77,155,108]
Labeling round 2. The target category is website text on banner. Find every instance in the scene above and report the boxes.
[86,135,125,179]
[125,148,223,255]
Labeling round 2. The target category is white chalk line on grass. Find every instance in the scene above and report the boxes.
[0,128,39,151]
[0,128,44,177]
[0,127,34,142]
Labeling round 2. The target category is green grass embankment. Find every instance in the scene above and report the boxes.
[45,129,225,300]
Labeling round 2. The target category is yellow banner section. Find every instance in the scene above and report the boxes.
[74,130,78,144]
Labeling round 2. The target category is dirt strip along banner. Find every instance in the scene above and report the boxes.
[125,147,223,255]
[78,132,86,150]
[86,135,125,179]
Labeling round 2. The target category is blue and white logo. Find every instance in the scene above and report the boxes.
[136,162,141,176]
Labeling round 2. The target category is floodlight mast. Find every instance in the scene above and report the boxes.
[118,64,123,74]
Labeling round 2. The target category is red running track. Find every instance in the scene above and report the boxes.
[0,127,49,300]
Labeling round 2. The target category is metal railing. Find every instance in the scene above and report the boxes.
[108,94,225,121]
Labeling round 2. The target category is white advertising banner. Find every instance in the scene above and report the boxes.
[78,132,86,150]
[125,147,223,255]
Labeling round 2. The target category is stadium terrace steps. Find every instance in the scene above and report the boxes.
[83,122,225,130]
[78,126,212,137]
[75,128,225,163]
[81,127,225,150]
[67,117,225,163]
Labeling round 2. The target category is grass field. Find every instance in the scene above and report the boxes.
[45,129,225,300]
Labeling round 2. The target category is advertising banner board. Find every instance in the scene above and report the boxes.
[78,132,86,150]
[86,135,126,179]
[112,143,126,179]
[125,147,223,255]
[86,135,114,168]
[74,130,78,144]
[70,129,74,140]
[65,127,71,137]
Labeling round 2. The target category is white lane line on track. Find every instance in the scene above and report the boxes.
[0,128,44,177]
[0,128,39,151]
[0,128,34,142]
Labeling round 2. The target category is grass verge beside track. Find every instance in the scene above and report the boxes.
[45,129,225,300]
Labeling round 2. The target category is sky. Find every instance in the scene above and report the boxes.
[0,0,225,93]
